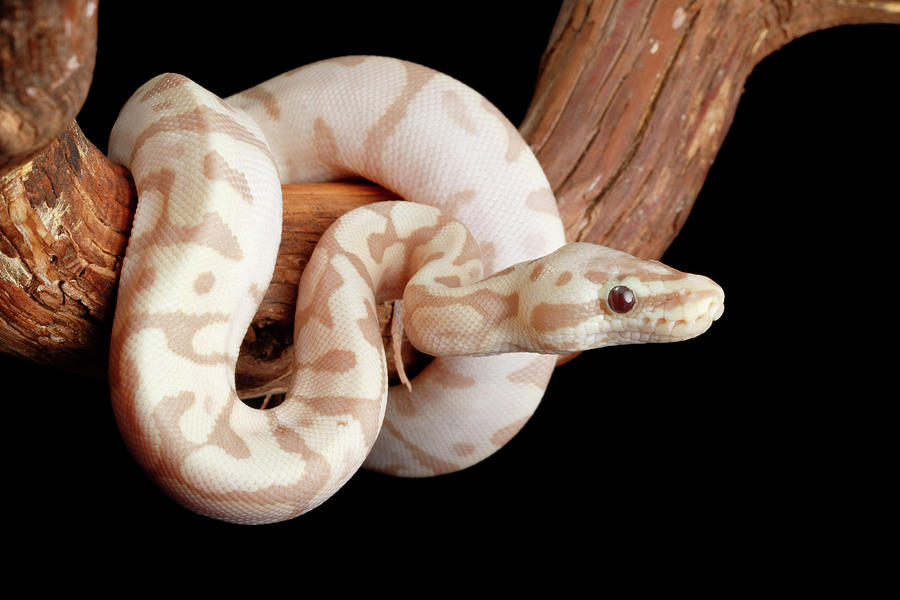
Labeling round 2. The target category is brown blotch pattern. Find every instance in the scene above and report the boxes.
[248,282,265,303]
[584,271,609,284]
[364,212,478,299]
[332,55,370,67]
[365,212,404,264]
[150,391,201,475]
[140,73,190,102]
[380,419,460,475]
[313,117,341,167]
[434,275,461,288]
[147,390,336,520]
[203,150,254,203]
[178,212,244,261]
[478,241,498,275]
[208,401,252,459]
[150,100,176,113]
[131,170,246,264]
[441,189,477,219]
[193,271,215,295]
[404,284,519,354]
[294,256,345,331]
[452,442,476,457]
[482,264,516,281]
[530,298,604,334]
[264,412,306,454]
[239,86,281,120]
[363,62,436,179]
[389,386,417,417]
[452,227,483,268]
[299,349,357,373]
[135,167,175,204]
[135,265,157,292]
[490,418,530,448]
[556,272,573,286]
[130,105,273,167]
[355,301,383,349]
[525,188,559,217]
[422,359,476,389]
[125,311,232,365]
[506,356,552,388]
[442,90,478,135]
[480,96,528,162]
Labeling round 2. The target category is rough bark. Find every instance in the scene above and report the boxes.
[521,0,900,259]
[0,0,97,170]
[0,121,131,376]
[1,0,898,393]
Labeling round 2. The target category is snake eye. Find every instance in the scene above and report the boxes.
[608,286,635,313]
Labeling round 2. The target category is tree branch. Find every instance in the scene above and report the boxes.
[0,0,97,170]
[522,0,900,258]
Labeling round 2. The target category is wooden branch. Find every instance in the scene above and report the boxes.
[521,0,900,259]
[0,121,131,376]
[0,0,97,170]
[1,0,898,394]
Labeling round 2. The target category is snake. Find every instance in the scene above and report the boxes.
[107,56,724,524]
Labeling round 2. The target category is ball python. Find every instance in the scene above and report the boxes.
[107,56,724,524]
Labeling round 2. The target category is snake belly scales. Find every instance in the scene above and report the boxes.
[107,56,725,524]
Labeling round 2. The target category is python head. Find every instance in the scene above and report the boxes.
[402,241,724,358]
[516,242,725,354]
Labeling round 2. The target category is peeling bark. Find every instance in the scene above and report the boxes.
[0,121,132,375]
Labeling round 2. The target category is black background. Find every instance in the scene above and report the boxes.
[3,2,897,583]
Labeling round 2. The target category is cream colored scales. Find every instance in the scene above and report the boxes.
[108,56,724,524]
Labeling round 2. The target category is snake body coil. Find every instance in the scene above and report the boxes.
[108,57,723,524]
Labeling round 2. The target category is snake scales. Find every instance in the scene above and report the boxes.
[107,56,724,524]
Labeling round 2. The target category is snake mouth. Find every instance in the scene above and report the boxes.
[625,292,724,343]
[657,298,724,341]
